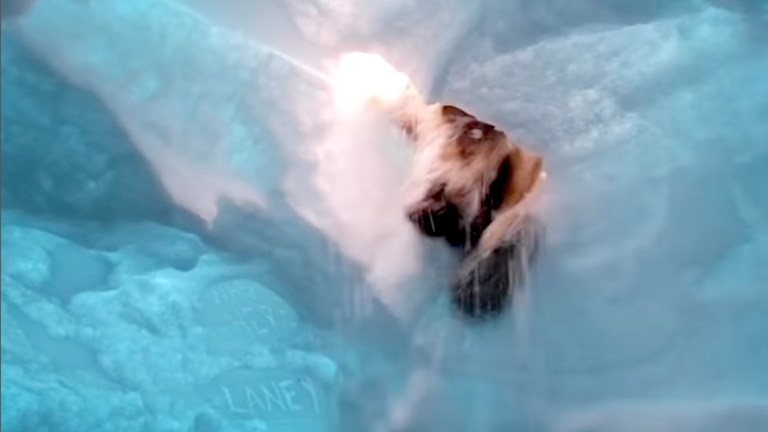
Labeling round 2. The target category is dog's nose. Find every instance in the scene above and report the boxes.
[406,198,460,238]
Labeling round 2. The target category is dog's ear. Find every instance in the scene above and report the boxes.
[462,155,513,249]
[491,146,543,210]
[441,105,477,123]
[486,155,512,211]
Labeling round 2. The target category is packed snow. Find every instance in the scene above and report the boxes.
[2,0,767,431]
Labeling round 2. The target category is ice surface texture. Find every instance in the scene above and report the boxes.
[2,0,768,431]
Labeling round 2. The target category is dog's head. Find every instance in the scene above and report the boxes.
[403,105,515,250]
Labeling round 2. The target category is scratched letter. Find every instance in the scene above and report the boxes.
[299,379,320,413]
[221,386,250,414]
[246,386,267,412]
[278,380,303,411]
[261,382,286,412]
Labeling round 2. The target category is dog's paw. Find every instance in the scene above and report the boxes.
[451,244,515,318]
[451,219,542,318]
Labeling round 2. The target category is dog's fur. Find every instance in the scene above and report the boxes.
[382,85,545,317]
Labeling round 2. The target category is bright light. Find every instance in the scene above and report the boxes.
[331,52,411,113]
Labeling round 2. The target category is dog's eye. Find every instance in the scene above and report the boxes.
[469,128,484,140]
[462,120,495,143]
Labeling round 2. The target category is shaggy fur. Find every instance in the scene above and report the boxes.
[384,85,545,317]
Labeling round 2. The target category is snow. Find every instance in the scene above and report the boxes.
[2,0,768,431]
[2,211,341,431]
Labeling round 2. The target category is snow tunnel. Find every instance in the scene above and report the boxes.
[1,0,767,431]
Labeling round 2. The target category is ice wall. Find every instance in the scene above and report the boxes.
[2,0,768,431]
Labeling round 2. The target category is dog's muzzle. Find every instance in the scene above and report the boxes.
[406,193,461,239]
[405,184,492,250]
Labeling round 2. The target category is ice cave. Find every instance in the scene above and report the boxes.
[1,0,767,431]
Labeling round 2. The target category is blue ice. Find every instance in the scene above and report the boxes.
[2,0,767,431]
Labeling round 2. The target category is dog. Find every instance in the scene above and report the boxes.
[378,84,545,317]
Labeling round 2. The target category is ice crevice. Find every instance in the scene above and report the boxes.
[2,0,767,431]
